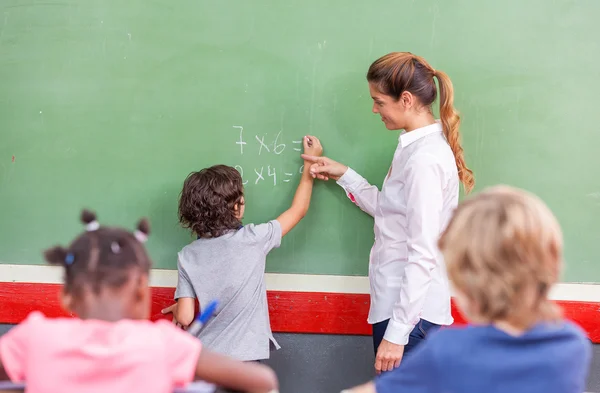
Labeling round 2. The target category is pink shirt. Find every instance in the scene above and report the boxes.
[0,312,201,393]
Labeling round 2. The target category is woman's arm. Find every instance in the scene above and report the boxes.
[276,136,322,237]
[195,349,278,393]
[302,155,380,217]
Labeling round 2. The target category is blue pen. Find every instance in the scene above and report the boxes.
[187,300,219,336]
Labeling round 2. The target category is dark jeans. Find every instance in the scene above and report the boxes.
[372,318,441,356]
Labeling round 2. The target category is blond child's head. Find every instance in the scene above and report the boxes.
[439,185,563,330]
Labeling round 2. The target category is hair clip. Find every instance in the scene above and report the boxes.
[86,221,100,231]
[134,230,148,243]
[65,253,75,265]
[111,242,121,253]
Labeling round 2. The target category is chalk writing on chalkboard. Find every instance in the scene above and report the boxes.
[233,126,304,187]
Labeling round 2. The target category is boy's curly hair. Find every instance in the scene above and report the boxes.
[178,165,244,238]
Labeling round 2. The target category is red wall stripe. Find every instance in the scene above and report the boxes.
[0,283,597,342]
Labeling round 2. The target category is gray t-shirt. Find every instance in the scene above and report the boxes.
[175,220,282,361]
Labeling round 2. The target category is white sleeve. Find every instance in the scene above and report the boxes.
[336,168,379,217]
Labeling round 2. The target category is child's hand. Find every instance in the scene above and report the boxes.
[303,135,323,157]
[161,303,184,329]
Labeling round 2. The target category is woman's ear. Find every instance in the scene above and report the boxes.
[400,91,414,109]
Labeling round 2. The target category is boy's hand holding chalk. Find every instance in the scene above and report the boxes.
[302,135,322,157]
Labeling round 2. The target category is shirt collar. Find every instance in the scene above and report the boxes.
[399,121,443,148]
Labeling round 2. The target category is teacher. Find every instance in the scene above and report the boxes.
[302,52,475,374]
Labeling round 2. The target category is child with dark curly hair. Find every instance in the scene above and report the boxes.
[163,136,323,362]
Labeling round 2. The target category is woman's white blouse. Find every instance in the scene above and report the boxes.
[337,122,458,345]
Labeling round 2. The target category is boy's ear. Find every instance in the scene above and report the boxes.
[234,197,245,212]
[548,239,562,281]
[235,196,245,209]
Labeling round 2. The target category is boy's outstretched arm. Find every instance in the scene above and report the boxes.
[276,135,323,237]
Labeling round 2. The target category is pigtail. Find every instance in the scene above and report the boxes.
[81,209,100,231]
[44,246,70,266]
[134,218,151,243]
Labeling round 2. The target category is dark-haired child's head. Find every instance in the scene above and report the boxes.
[44,210,152,321]
[178,165,245,238]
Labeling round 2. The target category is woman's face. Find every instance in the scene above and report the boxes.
[369,83,407,131]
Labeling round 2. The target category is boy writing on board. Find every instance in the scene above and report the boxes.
[162,135,322,362]
[343,186,591,393]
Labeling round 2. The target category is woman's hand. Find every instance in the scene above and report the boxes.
[301,155,348,181]
[375,339,404,374]
[303,135,323,157]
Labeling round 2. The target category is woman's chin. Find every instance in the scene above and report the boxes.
[383,122,400,131]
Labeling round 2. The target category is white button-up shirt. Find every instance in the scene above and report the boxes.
[337,122,457,345]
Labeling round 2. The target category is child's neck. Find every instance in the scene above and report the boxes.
[493,320,526,336]
[75,294,137,322]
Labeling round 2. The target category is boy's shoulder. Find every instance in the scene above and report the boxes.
[545,320,591,353]
[179,220,282,257]
[427,320,590,354]
[236,220,283,253]
[240,220,281,237]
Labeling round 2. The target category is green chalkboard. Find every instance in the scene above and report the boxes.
[1,0,599,282]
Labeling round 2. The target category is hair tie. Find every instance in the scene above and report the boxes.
[111,242,121,253]
[86,221,100,231]
[134,230,148,243]
[65,253,75,265]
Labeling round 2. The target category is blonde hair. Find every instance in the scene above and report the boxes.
[367,52,475,193]
[438,185,563,329]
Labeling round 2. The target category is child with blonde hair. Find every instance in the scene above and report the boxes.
[344,185,591,393]
[0,210,278,393]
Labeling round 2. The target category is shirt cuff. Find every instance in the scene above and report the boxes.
[336,167,363,192]
[383,319,415,345]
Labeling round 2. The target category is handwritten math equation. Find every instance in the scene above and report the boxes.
[232,126,304,187]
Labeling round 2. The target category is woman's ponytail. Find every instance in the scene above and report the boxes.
[435,70,474,193]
